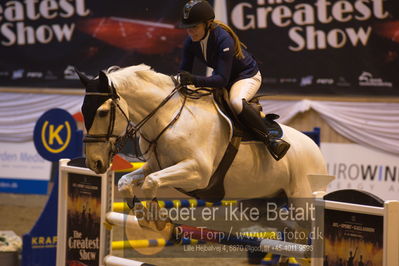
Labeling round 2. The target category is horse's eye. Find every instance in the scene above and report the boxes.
[98,109,109,117]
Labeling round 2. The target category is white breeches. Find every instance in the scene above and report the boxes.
[229,71,262,113]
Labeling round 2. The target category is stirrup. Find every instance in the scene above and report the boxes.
[266,139,290,161]
[250,127,290,161]
[266,113,280,121]
[262,115,283,139]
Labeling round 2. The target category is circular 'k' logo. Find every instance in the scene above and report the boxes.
[34,108,80,162]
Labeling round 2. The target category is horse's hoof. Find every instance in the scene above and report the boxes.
[118,178,135,197]
[141,177,159,198]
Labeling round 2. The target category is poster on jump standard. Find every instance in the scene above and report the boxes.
[66,172,102,266]
[324,209,383,266]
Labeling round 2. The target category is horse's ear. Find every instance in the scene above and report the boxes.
[75,67,90,88]
[98,71,109,91]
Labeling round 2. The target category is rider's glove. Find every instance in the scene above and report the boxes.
[179,71,196,86]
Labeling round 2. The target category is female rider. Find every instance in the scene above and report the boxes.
[178,0,290,160]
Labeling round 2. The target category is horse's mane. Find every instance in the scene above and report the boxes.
[107,64,175,91]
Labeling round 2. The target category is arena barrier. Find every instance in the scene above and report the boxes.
[56,158,399,266]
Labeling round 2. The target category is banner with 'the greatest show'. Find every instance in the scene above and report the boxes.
[227,0,399,95]
[0,0,398,95]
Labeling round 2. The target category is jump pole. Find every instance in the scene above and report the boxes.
[112,199,237,213]
[103,255,154,266]
[111,238,205,250]
[105,211,313,258]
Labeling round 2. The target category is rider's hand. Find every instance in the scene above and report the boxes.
[179,71,195,86]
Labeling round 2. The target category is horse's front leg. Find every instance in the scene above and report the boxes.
[118,163,152,198]
[141,159,211,198]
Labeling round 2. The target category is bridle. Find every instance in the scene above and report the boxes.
[83,95,126,142]
[83,87,133,157]
[83,78,188,164]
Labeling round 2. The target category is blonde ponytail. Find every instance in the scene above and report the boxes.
[210,20,247,60]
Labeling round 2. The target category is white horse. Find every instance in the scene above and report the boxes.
[77,64,328,210]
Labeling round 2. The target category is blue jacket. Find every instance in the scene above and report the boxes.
[179,26,259,89]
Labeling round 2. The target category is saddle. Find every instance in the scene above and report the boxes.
[212,89,283,141]
[177,88,283,203]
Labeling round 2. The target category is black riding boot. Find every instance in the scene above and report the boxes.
[237,99,290,160]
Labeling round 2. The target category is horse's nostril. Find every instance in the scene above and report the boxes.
[95,160,103,170]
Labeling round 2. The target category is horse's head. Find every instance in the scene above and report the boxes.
[77,69,130,174]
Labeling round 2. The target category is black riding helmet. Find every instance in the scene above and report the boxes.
[179,0,215,28]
